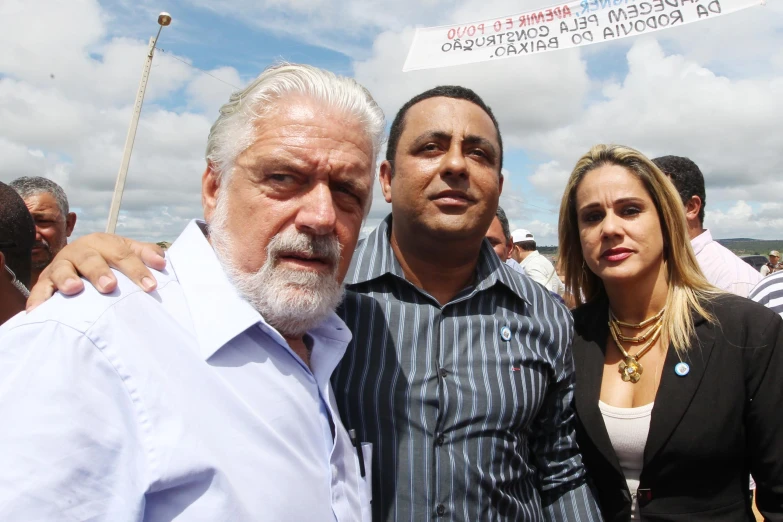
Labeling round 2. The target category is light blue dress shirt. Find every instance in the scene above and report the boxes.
[0,220,371,521]
[505,257,526,276]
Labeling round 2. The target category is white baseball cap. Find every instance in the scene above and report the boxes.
[511,228,535,243]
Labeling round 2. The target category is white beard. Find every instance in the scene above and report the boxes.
[208,192,345,338]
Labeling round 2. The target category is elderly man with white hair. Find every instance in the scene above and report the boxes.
[0,64,383,521]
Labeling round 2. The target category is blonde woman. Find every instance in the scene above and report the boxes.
[559,144,783,521]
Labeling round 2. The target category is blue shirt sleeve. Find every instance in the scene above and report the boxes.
[0,320,149,521]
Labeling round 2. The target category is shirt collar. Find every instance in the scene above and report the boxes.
[345,215,404,285]
[166,220,352,362]
[690,229,713,255]
[520,250,541,266]
[505,258,523,270]
[346,214,530,305]
[166,220,268,360]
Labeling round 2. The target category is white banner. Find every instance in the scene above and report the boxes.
[403,0,764,71]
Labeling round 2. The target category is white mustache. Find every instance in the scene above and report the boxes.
[267,230,342,269]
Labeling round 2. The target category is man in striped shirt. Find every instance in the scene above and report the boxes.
[750,270,783,316]
[333,86,601,521]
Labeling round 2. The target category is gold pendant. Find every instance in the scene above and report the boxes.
[618,357,643,383]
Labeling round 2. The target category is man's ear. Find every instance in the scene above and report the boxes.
[505,238,513,261]
[65,212,77,237]
[202,163,221,222]
[684,195,702,222]
[379,160,394,204]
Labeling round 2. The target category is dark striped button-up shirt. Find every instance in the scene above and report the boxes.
[333,216,601,522]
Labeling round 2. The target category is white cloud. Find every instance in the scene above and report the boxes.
[707,201,783,240]
[527,160,572,203]
[523,220,557,243]
[183,0,452,58]
[651,1,783,78]
[185,67,243,114]
[0,0,210,241]
[524,37,783,217]
[353,27,590,143]
[1,138,53,177]
[500,195,560,245]
[0,1,194,106]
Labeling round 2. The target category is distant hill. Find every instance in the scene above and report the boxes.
[716,239,783,256]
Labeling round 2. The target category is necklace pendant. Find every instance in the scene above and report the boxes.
[618,357,643,383]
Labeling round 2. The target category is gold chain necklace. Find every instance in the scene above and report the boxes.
[609,320,659,343]
[611,307,665,328]
[608,308,665,383]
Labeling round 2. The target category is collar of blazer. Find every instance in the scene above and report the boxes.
[572,297,717,477]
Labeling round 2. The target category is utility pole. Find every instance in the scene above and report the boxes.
[106,12,172,234]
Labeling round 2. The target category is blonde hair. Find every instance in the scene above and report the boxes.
[558,144,721,353]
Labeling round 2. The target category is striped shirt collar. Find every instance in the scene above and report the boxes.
[346,214,531,305]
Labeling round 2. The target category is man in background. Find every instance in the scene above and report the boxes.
[761,250,782,277]
[509,228,560,293]
[0,182,35,325]
[485,206,525,274]
[489,210,566,301]
[10,176,76,287]
[652,155,761,297]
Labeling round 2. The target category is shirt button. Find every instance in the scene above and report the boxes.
[439,367,448,378]
[331,464,339,481]
[436,433,445,445]
[500,325,512,341]
[436,504,446,516]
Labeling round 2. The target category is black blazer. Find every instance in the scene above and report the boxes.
[572,294,783,521]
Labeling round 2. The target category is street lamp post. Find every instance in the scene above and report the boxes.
[106,12,172,234]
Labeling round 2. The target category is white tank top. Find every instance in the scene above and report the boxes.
[599,401,654,521]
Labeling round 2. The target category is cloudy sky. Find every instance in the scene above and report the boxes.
[1,0,782,245]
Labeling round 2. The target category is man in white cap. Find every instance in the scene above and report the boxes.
[510,228,560,293]
[762,250,782,277]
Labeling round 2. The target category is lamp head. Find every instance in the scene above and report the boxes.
[158,12,172,26]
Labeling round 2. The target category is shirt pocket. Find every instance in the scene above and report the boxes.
[355,442,373,522]
[502,349,552,432]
